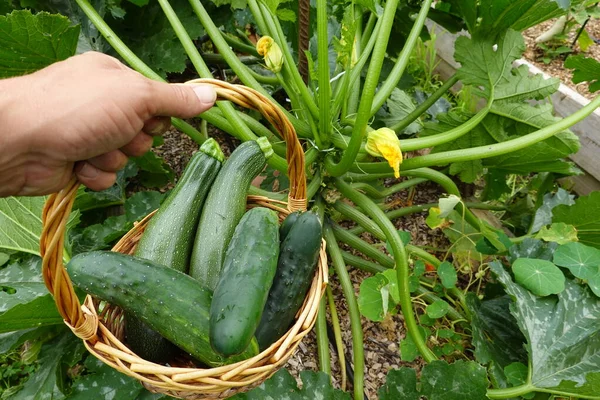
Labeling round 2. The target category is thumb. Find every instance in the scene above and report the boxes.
[149,82,217,118]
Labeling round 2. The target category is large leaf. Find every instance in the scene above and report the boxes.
[554,242,600,297]
[230,369,350,399]
[553,191,600,249]
[0,196,46,255]
[530,188,576,233]
[11,332,84,400]
[467,294,527,368]
[565,54,600,93]
[0,10,79,78]
[0,255,64,332]
[451,0,584,39]
[67,357,147,399]
[379,361,489,400]
[492,262,600,397]
[512,258,565,296]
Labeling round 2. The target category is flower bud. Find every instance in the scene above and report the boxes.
[256,36,284,73]
[365,128,403,178]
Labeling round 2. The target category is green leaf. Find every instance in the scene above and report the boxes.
[535,222,578,244]
[385,230,411,256]
[378,368,420,400]
[553,191,600,249]
[492,262,600,396]
[0,10,79,78]
[0,251,9,267]
[553,242,600,297]
[426,299,450,319]
[132,151,175,189]
[420,360,489,399]
[11,332,83,400]
[530,188,576,233]
[467,294,527,368]
[565,54,600,92]
[509,238,557,263]
[378,88,421,135]
[0,196,47,255]
[358,271,398,322]
[426,207,446,229]
[230,368,350,399]
[504,362,529,386]
[454,29,525,99]
[438,195,461,218]
[455,0,581,39]
[512,258,565,296]
[67,357,146,399]
[437,261,458,288]
[73,164,137,212]
[400,326,429,362]
[0,255,65,332]
[0,325,62,353]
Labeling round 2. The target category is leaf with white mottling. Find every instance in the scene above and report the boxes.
[530,188,575,233]
[492,262,600,396]
[0,196,46,255]
[67,357,146,400]
[420,360,489,399]
[378,368,420,400]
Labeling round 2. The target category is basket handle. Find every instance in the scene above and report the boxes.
[40,79,307,341]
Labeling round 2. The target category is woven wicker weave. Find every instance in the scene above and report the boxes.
[40,79,328,399]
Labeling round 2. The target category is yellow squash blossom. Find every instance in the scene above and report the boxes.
[256,36,284,73]
[365,128,403,178]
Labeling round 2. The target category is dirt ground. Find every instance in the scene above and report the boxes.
[522,17,600,100]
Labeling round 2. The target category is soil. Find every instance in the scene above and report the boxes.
[154,128,452,399]
[521,17,600,100]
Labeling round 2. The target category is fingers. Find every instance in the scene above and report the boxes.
[121,132,154,157]
[149,82,217,118]
[143,116,171,136]
[87,150,129,172]
[75,161,118,191]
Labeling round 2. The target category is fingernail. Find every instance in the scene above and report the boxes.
[192,85,217,105]
[76,162,98,179]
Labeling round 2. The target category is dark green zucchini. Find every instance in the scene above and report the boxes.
[255,211,323,349]
[67,251,259,367]
[210,207,280,356]
[190,137,273,290]
[126,139,224,363]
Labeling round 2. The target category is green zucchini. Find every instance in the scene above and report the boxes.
[67,251,259,367]
[126,139,223,363]
[190,137,273,290]
[255,211,323,349]
[210,207,280,356]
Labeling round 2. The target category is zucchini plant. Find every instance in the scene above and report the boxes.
[2,0,600,399]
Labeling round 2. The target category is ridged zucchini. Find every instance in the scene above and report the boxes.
[255,211,323,349]
[67,251,259,367]
[190,137,273,290]
[210,207,280,356]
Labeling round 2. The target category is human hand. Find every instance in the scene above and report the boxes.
[0,51,216,197]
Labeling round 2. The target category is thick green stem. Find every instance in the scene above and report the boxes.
[335,179,436,362]
[360,12,376,49]
[316,297,331,375]
[370,0,434,115]
[327,286,347,391]
[390,73,459,133]
[341,251,387,274]
[351,178,428,199]
[333,200,385,241]
[247,69,280,85]
[324,224,365,400]
[332,223,394,267]
[307,170,322,201]
[358,94,600,172]
[400,100,491,152]
[221,31,260,56]
[189,0,310,135]
[324,0,400,177]
[486,384,536,399]
[317,0,331,145]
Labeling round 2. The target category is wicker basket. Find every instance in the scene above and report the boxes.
[39,79,328,399]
